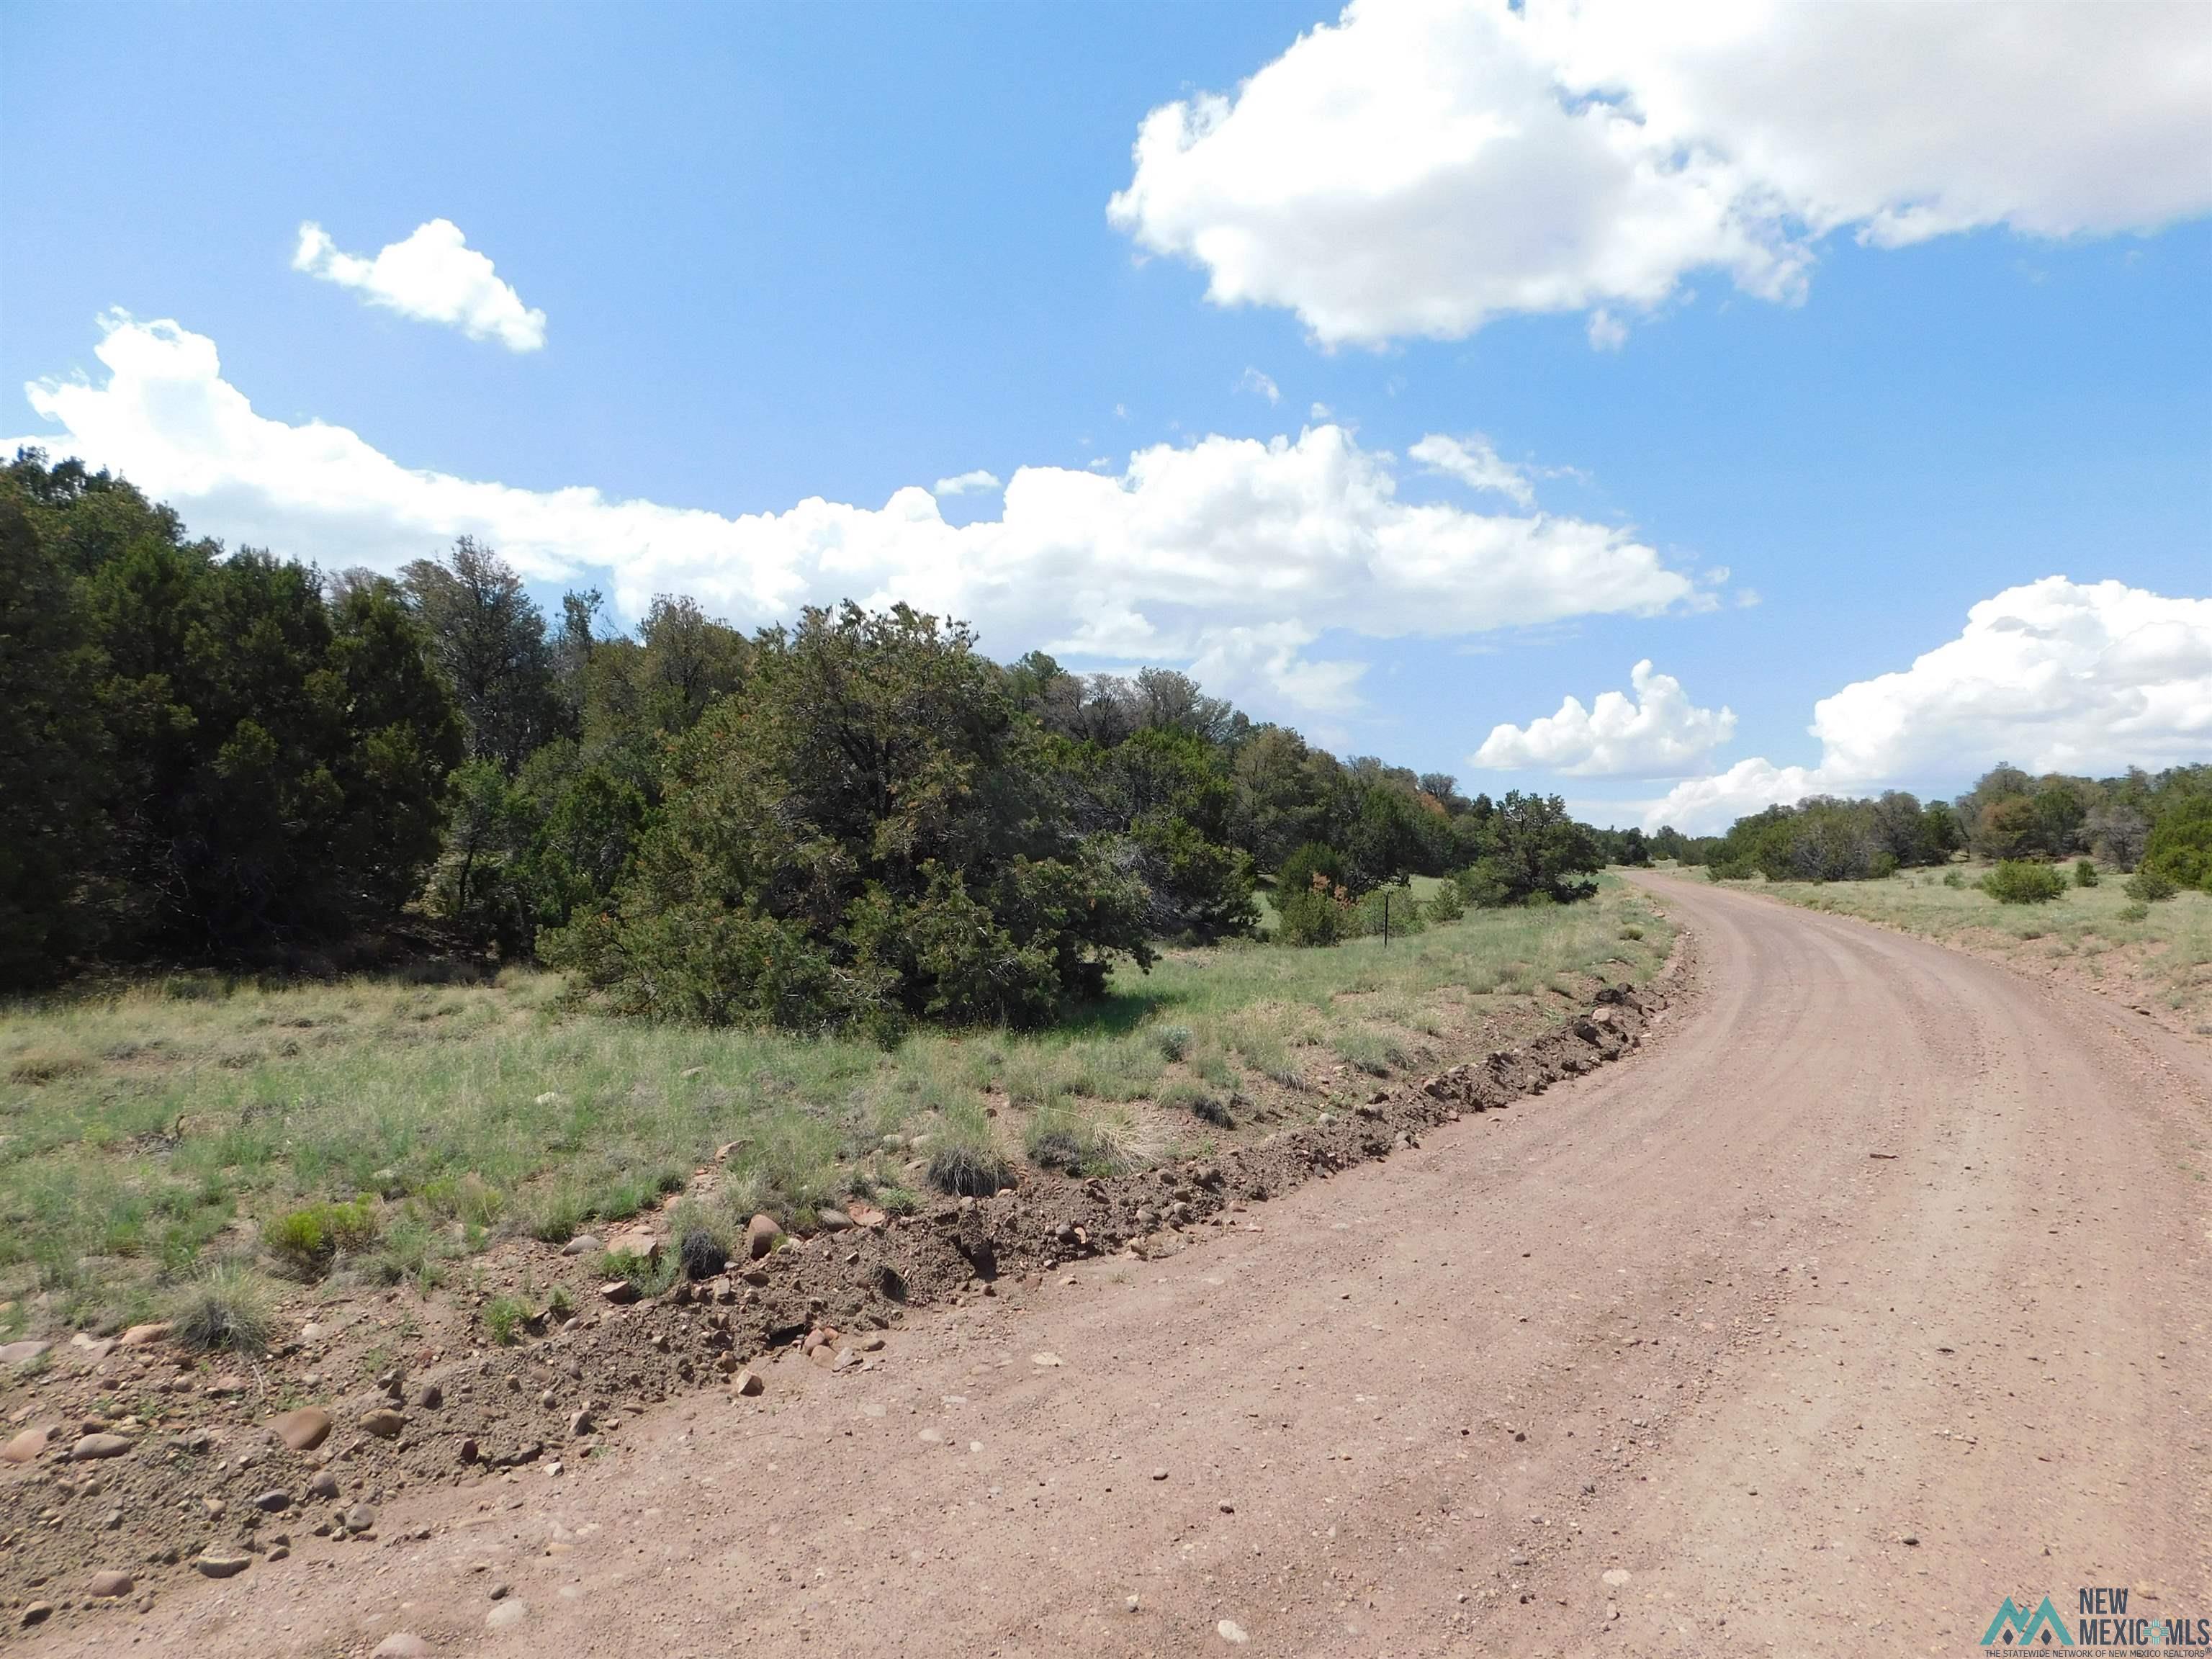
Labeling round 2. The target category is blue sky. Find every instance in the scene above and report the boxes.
[5,1,2208,830]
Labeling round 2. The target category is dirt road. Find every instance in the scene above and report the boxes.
[40,875,2211,1658]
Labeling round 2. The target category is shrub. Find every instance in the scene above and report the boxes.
[544,603,1154,1031]
[2118,901,2150,922]
[927,1118,1012,1196]
[2073,859,2099,888]
[678,1226,729,1280]
[482,1295,530,1345]
[2124,868,2178,903]
[168,1262,275,1354]
[2141,796,2212,891]
[1707,858,1756,883]
[1275,842,1346,902]
[603,1246,677,1298]
[1942,869,1966,889]
[266,1197,380,1276]
[1979,860,2067,904]
[1424,881,1465,922]
[1353,885,1426,938]
[1153,1023,1194,1061]
[1619,924,1645,941]
[1275,882,1354,947]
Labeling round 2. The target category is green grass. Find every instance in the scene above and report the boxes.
[1727,861,2212,1020]
[0,878,1671,1331]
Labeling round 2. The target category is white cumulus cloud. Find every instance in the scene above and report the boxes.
[932,469,1002,498]
[1644,578,2212,831]
[1108,0,2212,346]
[13,313,1707,719]
[294,219,547,351]
[1474,659,1734,777]
[1408,432,1534,508]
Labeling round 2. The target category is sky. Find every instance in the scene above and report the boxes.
[4,0,2208,832]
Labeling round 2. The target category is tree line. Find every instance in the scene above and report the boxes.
[1651,763,2212,889]
[1,452,1608,1023]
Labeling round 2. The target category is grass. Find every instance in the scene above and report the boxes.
[1719,861,2212,1020]
[0,876,1671,1331]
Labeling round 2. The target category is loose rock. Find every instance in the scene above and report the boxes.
[561,1234,603,1256]
[194,1553,251,1578]
[359,1407,406,1439]
[0,1426,49,1464]
[70,1432,135,1460]
[372,1637,431,1659]
[1218,1619,1250,1645]
[88,1570,135,1599]
[273,1407,332,1452]
[746,1213,783,1259]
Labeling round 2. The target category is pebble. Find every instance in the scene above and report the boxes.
[1031,1352,1064,1367]
[598,1280,639,1305]
[87,1570,134,1599]
[359,1407,406,1439]
[19,1603,53,1627]
[0,1339,53,1367]
[372,1637,431,1659]
[1151,1467,1169,1481]
[817,1207,854,1232]
[485,1599,529,1632]
[252,1488,291,1512]
[0,1427,49,1464]
[1218,1619,1250,1645]
[732,1370,763,1398]
[345,1503,379,1533]
[71,1432,135,1460]
[309,1470,341,1498]
[1602,1568,1631,1588]
[194,1553,251,1578]
[119,1321,171,1348]
[561,1235,603,1256]
[273,1407,333,1452]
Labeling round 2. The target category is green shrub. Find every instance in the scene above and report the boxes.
[542,603,1155,1031]
[1424,881,1465,922]
[2073,858,2099,888]
[1275,842,1346,902]
[1979,860,2067,904]
[1707,858,1756,882]
[1352,885,1426,938]
[168,1262,275,1354]
[1153,1023,1194,1061]
[1942,868,1966,889]
[2118,901,2150,922]
[266,1197,380,1275]
[603,1246,678,1298]
[482,1294,530,1345]
[1275,884,1354,947]
[2124,868,2179,903]
[2141,796,2212,891]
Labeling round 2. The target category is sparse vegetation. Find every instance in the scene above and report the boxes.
[482,1294,531,1345]
[0,877,1670,1328]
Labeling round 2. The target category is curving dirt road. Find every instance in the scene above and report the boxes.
[42,875,2211,1657]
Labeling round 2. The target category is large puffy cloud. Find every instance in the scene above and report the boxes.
[1644,579,2212,831]
[14,313,1704,716]
[1473,659,1734,776]
[1109,0,2212,346]
[295,220,547,351]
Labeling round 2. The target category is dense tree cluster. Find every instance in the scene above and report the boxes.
[1658,763,2212,890]
[2,453,1615,1017]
